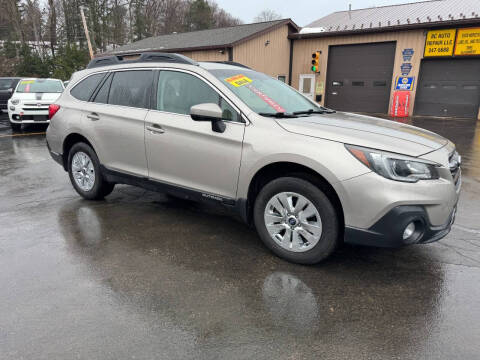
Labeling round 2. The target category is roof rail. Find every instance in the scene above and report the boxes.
[86,52,199,69]
[204,61,251,69]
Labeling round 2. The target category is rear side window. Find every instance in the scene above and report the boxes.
[93,74,112,104]
[71,73,105,101]
[108,70,152,109]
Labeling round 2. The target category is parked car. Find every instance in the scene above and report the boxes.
[46,53,461,264]
[8,78,65,131]
[0,77,21,113]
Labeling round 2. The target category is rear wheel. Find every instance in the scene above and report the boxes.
[68,142,115,200]
[254,177,340,264]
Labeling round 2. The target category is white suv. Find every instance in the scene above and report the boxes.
[8,78,64,131]
[46,53,461,264]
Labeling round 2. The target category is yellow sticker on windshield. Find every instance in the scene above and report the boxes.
[225,74,252,87]
[20,80,35,84]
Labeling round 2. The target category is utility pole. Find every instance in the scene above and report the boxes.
[80,6,94,59]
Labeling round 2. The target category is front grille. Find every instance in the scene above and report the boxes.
[22,107,49,111]
[24,103,50,107]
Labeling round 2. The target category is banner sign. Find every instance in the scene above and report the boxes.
[402,48,414,61]
[424,29,456,57]
[395,77,415,91]
[454,28,480,56]
[400,63,412,76]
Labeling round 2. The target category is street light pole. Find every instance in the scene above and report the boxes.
[79,6,94,59]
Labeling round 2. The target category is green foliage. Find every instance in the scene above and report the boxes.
[51,45,90,80]
[187,0,214,31]
[2,40,19,58]
[15,46,52,78]
[2,43,89,81]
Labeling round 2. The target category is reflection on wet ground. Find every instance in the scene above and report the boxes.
[0,115,479,359]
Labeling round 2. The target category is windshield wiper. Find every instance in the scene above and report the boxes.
[258,112,299,118]
[293,108,336,116]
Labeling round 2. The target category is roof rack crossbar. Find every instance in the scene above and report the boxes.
[87,52,198,69]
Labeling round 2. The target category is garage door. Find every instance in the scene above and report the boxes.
[325,42,396,113]
[414,59,480,118]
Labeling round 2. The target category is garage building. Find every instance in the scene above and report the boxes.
[291,0,480,118]
[109,0,480,119]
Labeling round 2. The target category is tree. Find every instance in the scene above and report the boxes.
[47,0,57,57]
[254,9,282,22]
[0,0,241,79]
[210,1,241,28]
[15,44,52,77]
[51,44,89,80]
[186,0,213,31]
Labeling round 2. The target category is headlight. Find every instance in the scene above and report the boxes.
[10,99,20,105]
[346,144,440,183]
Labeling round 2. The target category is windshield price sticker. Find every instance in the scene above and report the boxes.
[225,74,253,87]
[246,85,286,113]
[20,80,35,85]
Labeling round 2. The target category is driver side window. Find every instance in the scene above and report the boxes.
[156,71,239,122]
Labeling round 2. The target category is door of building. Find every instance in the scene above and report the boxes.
[325,42,396,113]
[414,58,480,118]
[299,74,315,100]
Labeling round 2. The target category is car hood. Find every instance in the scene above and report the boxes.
[276,112,448,157]
[11,92,62,102]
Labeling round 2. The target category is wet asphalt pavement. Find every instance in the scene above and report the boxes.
[0,114,479,360]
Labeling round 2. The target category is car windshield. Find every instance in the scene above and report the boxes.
[0,79,13,90]
[209,68,326,116]
[16,79,63,93]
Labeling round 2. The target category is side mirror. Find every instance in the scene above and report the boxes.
[8,88,13,94]
[190,103,226,133]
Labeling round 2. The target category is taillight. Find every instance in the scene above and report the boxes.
[48,104,60,119]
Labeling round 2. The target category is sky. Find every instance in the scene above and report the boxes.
[215,0,429,26]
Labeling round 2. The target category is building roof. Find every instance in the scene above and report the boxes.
[296,0,479,37]
[111,19,298,55]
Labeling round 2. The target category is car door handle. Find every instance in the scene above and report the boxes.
[146,124,165,134]
[87,112,100,121]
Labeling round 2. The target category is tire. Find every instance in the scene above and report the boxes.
[254,177,339,264]
[67,142,115,200]
[10,122,21,132]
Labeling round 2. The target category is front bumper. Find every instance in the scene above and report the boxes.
[9,107,50,124]
[344,204,457,247]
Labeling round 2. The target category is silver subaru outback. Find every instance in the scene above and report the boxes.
[46,53,461,264]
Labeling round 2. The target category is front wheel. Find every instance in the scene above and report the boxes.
[68,142,115,200]
[254,177,340,264]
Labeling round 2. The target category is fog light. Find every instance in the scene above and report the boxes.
[9,106,15,111]
[403,222,416,240]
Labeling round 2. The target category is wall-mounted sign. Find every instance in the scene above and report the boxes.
[402,48,414,61]
[400,63,412,76]
[424,29,456,57]
[395,76,415,91]
[454,28,480,56]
